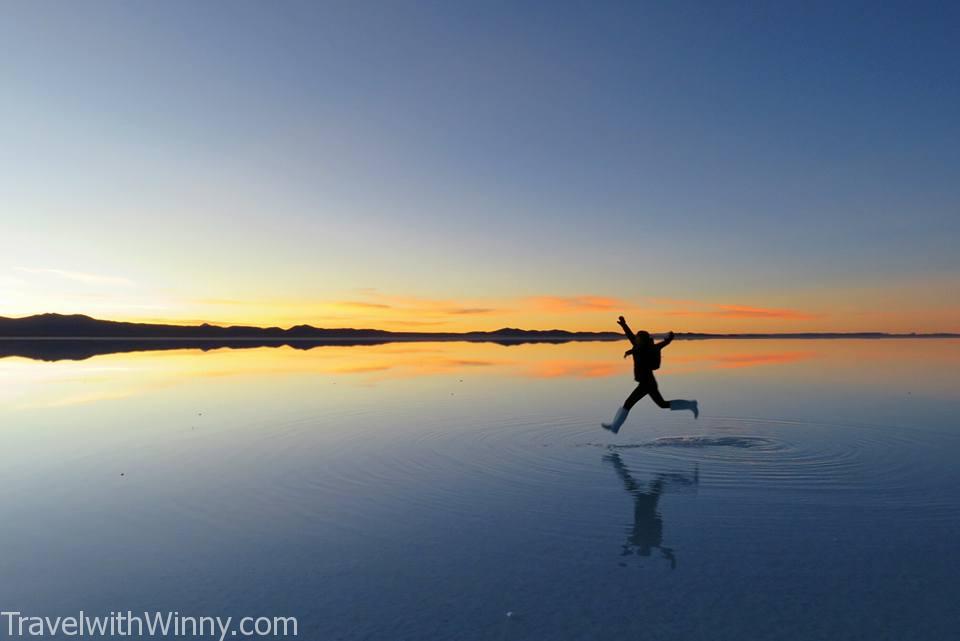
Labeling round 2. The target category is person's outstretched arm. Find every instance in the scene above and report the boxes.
[617,315,637,344]
[605,453,640,493]
[655,331,675,349]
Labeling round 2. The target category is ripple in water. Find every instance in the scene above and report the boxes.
[613,435,781,450]
[228,411,960,537]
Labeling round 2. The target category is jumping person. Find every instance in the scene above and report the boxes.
[602,315,698,434]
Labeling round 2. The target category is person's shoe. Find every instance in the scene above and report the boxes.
[669,399,699,418]
[602,407,628,434]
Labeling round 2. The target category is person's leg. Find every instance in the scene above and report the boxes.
[603,384,647,433]
[649,379,699,418]
[647,384,670,409]
[623,384,649,410]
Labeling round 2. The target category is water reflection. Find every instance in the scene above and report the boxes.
[604,451,698,568]
[2,339,957,412]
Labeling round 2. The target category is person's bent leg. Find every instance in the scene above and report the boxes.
[650,386,699,418]
[648,386,670,409]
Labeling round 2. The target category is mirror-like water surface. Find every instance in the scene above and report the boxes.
[2,339,958,640]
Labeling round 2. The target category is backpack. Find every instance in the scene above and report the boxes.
[632,344,661,373]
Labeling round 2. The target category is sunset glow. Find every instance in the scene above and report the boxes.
[1,3,957,333]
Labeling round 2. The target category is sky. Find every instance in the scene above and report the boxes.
[1,1,958,333]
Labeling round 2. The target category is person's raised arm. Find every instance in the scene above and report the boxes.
[617,315,637,344]
[655,331,675,349]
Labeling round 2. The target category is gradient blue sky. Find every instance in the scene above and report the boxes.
[2,1,958,331]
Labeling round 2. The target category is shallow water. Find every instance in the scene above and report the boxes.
[2,339,958,640]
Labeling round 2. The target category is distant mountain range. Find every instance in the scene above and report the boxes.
[0,313,956,362]
[0,313,621,340]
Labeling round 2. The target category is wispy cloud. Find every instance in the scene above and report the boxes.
[135,317,227,326]
[343,294,502,318]
[714,305,817,319]
[15,267,134,287]
[377,319,451,327]
[336,301,393,310]
[446,307,497,315]
[191,298,253,306]
[654,299,816,321]
[527,295,625,312]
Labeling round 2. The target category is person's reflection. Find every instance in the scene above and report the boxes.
[604,451,698,569]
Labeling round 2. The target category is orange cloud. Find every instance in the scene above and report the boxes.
[337,301,393,310]
[528,295,625,312]
[661,302,816,320]
[135,317,234,326]
[70,287,833,334]
[377,319,450,327]
[191,298,253,306]
[340,293,502,318]
[714,305,817,319]
[446,307,497,315]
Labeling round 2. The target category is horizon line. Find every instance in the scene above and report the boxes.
[0,312,957,338]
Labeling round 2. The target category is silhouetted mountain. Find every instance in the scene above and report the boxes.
[0,314,617,340]
[0,313,399,339]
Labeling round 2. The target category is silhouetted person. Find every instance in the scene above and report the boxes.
[603,315,698,433]
[605,452,699,568]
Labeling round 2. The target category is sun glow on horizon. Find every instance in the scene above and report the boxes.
[2,272,958,335]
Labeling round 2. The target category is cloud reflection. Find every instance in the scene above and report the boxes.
[3,339,937,409]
